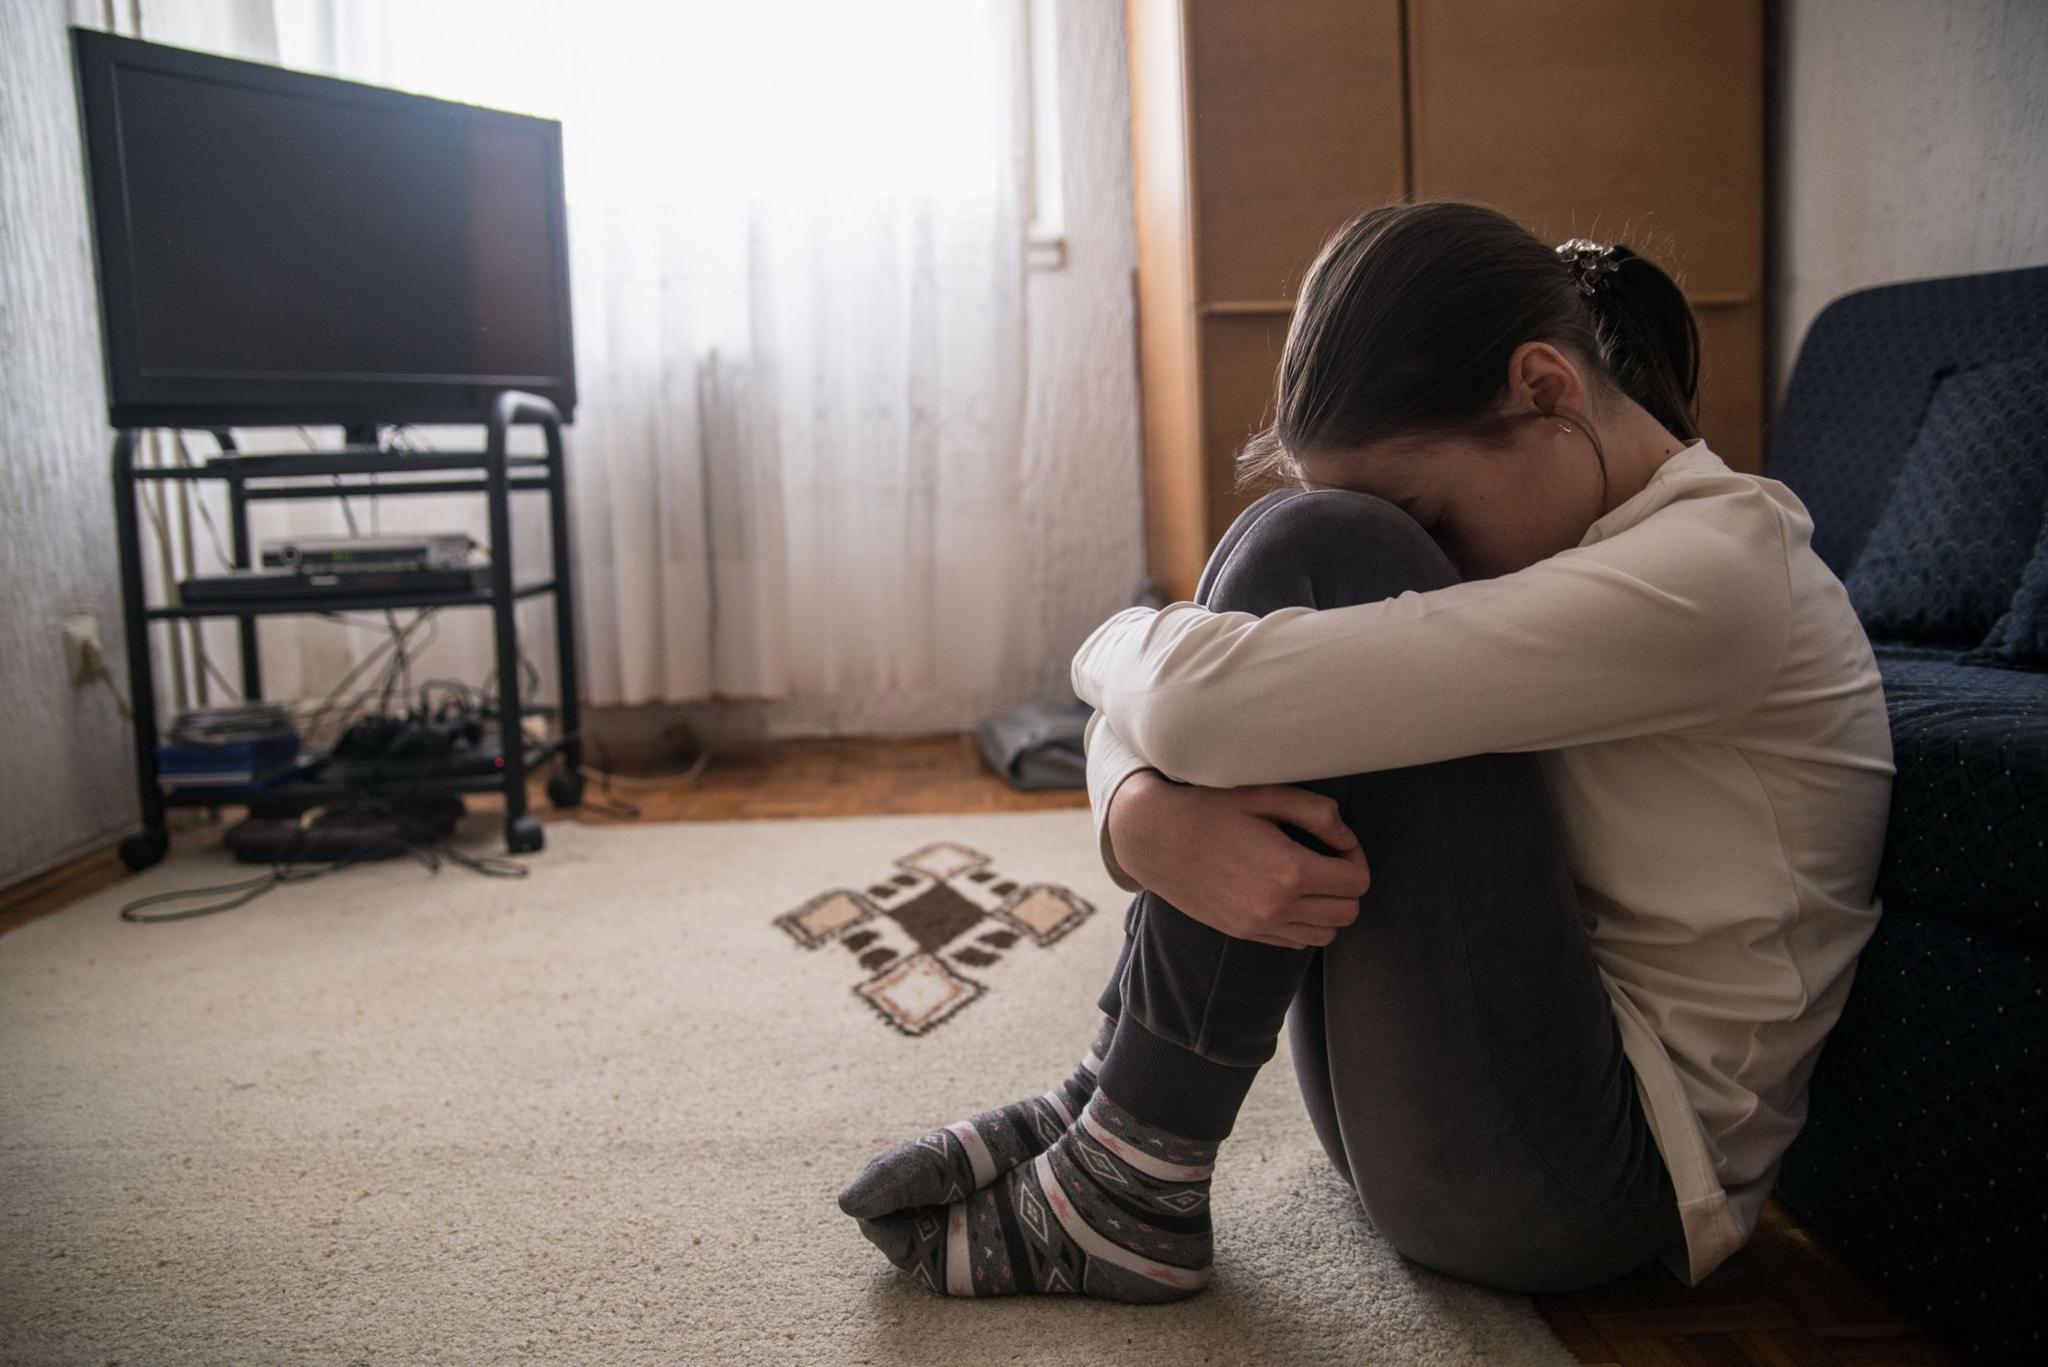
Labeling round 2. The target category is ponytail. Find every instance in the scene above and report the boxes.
[1584,243,1702,445]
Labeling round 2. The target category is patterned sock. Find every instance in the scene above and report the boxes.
[837,1013,1118,1220]
[853,1084,1220,1303]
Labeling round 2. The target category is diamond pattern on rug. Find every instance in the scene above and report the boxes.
[772,840,1096,1037]
[855,953,985,1034]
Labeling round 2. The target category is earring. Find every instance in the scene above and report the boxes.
[1558,423,1573,433]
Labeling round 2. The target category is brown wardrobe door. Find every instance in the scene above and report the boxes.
[1694,306,1766,473]
[1405,0,1766,471]
[1183,0,1406,304]
[1128,0,1205,600]
[1196,312,1293,549]
[1178,0,1408,587]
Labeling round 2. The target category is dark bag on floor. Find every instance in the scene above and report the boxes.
[976,697,1093,790]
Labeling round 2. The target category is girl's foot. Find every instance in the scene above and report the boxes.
[853,1084,1218,1302]
[837,1014,1119,1219]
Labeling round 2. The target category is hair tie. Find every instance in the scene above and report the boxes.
[1555,238,1621,299]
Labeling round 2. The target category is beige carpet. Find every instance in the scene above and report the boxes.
[0,809,1575,1366]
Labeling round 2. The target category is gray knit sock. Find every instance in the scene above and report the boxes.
[837,1013,1117,1219]
[853,1083,1219,1302]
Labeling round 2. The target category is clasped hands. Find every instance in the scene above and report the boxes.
[1104,772,1372,949]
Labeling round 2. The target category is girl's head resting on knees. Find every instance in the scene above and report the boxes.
[1238,200,1705,581]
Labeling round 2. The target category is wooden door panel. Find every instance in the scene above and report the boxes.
[1197,311,1293,573]
[1406,0,1763,304]
[1695,304,1765,475]
[1184,0,1406,305]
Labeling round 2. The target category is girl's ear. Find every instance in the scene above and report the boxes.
[1506,340,1585,421]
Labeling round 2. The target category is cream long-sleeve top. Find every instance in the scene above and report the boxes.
[1070,438,1895,1286]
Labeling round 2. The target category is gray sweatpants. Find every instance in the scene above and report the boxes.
[1092,486,1688,1296]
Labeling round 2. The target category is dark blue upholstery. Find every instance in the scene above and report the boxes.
[1872,647,2048,950]
[1843,352,2048,643]
[1765,264,2048,578]
[1974,516,2048,666]
[1767,264,2048,1366]
[1776,912,2045,1364]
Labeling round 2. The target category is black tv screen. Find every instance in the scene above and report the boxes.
[70,27,576,428]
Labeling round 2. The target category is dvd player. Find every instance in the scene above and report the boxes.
[262,533,474,572]
[179,565,491,601]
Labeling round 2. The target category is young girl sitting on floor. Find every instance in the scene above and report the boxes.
[839,198,1894,1303]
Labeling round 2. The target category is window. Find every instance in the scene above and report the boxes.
[1025,0,1065,269]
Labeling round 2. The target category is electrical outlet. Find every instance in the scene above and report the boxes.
[62,615,104,685]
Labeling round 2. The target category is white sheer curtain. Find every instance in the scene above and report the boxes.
[189,0,1035,731]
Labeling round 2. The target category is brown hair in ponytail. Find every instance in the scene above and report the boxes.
[1236,200,1702,502]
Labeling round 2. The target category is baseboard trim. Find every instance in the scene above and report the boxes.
[0,838,135,937]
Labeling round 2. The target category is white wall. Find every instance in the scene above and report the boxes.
[1765,0,2048,423]
[0,1,138,885]
[1014,0,1148,703]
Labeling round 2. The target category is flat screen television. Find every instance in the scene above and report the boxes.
[70,27,577,429]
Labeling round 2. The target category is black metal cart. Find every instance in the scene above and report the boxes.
[110,390,585,870]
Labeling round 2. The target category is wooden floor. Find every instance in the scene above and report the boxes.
[0,734,1961,1365]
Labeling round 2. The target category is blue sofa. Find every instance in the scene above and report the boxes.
[1766,263,2048,1366]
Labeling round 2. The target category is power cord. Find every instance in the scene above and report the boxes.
[78,638,133,721]
[578,744,711,791]
[574,734,644,821]
[119,839,395,923]
[576,714,713,792]
[118,794,528,924]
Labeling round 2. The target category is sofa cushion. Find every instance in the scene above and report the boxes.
[1968,514,2048,667]
[1873,646,2048,949]
[1845,351,2048,644]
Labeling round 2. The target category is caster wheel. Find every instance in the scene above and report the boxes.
[120,830,169,872]
[506,815,545,854]
[546,771,585,809]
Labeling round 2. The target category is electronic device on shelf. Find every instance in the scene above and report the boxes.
[77,31,586,869]
[70,27,576,428]
[155,703,306,793]
[178,565,491,602]
[166,702,298,745]
[261,533,476,573]
[155,737,306,791]
[318,731,516,785]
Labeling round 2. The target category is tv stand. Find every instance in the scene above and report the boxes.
[109,390,586,869]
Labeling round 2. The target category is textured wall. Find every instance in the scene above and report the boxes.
[1014,0,1147,703]
[0,0,138,884]
[1766,0,2048,426]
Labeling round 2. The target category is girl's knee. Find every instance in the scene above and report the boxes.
[1213,488,1460,613]
[1242,487,1438,555]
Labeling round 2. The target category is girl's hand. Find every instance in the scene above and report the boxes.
[1106,771,1371,949]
